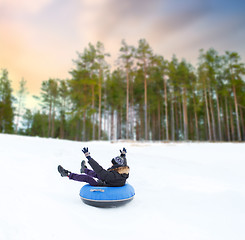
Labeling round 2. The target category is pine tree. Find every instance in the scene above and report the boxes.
[135,39,153,140]
[119,39,134,139]
[0,69,14,133]
[106,69,126,140]
[22,109,33,135]
[40,79,59,137]
[224,51,245,141]
[95,41,110,140]
[15,78,28,133]
[58,79,69,139]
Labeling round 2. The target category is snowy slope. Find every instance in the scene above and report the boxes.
[0,134,245,240]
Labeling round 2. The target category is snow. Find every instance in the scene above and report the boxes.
[0,133,245,240]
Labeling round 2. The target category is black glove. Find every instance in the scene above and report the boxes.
[120,147,127,157]
[82,147,91,160]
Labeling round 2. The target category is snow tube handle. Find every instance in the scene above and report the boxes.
[90,189,104,192]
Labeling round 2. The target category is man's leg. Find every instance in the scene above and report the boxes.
[69,173,98,186]
[84,168,99,178]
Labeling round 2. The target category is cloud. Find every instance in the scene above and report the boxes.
[77,0,214,65]
[1,0,245,99]
[0,0,53,14]
[79,0,161,41]
[78,0,213,48]
[180,15,245,57]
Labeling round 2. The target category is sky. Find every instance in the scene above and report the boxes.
[1,0,245,109]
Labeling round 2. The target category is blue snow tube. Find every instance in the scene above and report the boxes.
[80,183,135,208]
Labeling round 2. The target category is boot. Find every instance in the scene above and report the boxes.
[58,165,71,177]
[80,160,87,173]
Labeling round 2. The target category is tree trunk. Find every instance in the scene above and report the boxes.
[152,112,155,140]
[225,96,231,141]
[98,68,102,140]
[75,119,80,141]
[239,106,245,141]
[178,100,183,140]
[158,101,161,140]
[174,100,179,140]
[215,90,222,141]
[82,110,86,141]
[51,107,55,138]
[193,93,199,140]
[15,95,22,133]
[171,92,175,141]
[126,67,129,139]
[164,76,169,140]
[203,85,212,141]
[143,59,148,140]
[48,101,52,137]
[189,111,193,140]
[136,121,140,141]
[182,87,188,140]
[59,112,65,139]
[204,112,208,140]
[229,102,235,141]
[130,81,134,139]
[117,107,122,139]
[111,109,114,141]
[208,87,216,141]
[232,84,241,141]
[92,85,95,140]
[106,109,110,140]
[161,103,165,141]
[141,106,144,140]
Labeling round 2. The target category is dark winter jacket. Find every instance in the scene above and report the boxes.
[88,157,130,187]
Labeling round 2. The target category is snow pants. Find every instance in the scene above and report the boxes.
[69,168,101,186]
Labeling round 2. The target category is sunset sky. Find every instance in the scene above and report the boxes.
[1,0,245,108]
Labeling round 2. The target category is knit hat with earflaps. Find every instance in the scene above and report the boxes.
[111,156,127,166]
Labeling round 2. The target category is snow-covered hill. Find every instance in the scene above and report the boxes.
[0,134,244,240]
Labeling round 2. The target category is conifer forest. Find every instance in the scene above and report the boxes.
[1,39,245,141]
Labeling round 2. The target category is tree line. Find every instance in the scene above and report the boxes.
[1,39,245,141]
